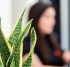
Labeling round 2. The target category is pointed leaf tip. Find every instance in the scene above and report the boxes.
[30,18,33,22]
[31,27,35,34]
[21,8,26,17]
[31,27,34,31]
[28,19,33,25]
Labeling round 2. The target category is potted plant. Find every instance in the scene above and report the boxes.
[0,9,37,67]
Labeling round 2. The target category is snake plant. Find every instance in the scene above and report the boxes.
[0,9,37,67]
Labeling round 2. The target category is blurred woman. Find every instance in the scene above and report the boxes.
[23,0,70,66]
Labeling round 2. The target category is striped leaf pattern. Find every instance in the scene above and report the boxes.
[0,9,37,67]
[23,28,37,67]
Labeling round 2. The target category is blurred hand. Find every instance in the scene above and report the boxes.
[63,51,70,63]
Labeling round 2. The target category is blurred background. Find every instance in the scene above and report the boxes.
[0,0,69,51]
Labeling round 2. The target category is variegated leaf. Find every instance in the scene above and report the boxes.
[0,55,4,67]
[10,19,32,67]
[10,58,15,67]
[23,28,37,67]
[6,9,25,67]
[0,19,11,67]
[8,9,26,46]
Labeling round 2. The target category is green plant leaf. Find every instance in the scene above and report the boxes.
[0,62,2,67]
[7,41,23,67]
[22,28,37,67]
[6,9,25,67]
[8,9,26,46]
[0,21,11,67]
[7,19,32,67]
[0,59,2,67]
[0,55,4,67]
[14,19,32,67]
[22,54,32,67]
[10,58,15,67]
[6,47,13,67]
[19,41,23,67]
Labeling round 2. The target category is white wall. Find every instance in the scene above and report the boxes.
[60,0,69,50]
[12,0,38,28]
[0,0,38,37]
[0,0,12,38]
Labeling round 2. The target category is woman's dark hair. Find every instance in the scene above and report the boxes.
[28,0,60,49]
[28,0,55,33]
[24,0,64,66]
